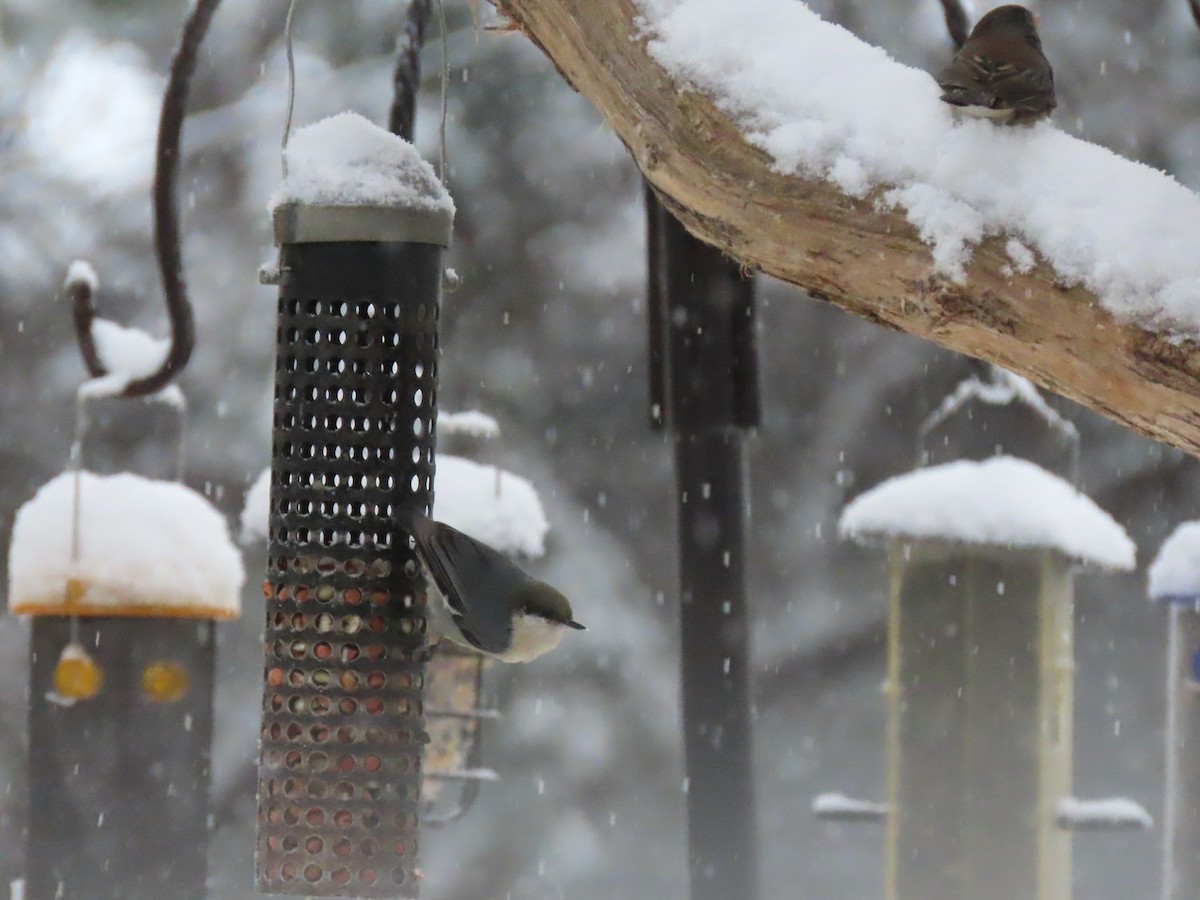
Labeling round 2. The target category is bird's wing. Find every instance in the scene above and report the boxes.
[409,516,523,654]
[937,47,1054,114]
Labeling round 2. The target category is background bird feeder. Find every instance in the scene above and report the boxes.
[1148,521,1200,900]
[257,111,452,897]
[8,468,243,900]
[825,372,1144,900]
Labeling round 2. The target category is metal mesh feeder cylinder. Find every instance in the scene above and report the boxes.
[257,112,453,897]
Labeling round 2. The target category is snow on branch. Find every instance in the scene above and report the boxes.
[491,0,1200,458]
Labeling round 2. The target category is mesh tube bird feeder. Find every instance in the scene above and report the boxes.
[256,112,453,897]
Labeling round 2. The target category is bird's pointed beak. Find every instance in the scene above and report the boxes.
[566,619,586,631]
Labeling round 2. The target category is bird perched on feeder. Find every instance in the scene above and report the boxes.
[403,511,584,663]
[936,5,1056,125]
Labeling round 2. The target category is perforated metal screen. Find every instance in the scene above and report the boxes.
[257,241,438,897]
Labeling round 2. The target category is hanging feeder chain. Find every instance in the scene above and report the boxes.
[386,0,449,183]
[390,0,433,142]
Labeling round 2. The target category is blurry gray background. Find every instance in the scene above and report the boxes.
[2,0,1198,897]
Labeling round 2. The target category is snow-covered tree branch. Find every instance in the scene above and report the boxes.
[492,0,1200,457]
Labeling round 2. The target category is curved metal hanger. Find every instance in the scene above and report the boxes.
[69,0,224,397]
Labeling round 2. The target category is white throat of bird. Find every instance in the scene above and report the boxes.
[499,612,568,663]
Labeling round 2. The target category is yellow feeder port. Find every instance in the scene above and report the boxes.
[53,643,102,700]
[141,661,189,702]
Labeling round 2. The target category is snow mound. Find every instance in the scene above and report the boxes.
[8,472,244,618]
[839,456,1134,571]
[77,319,182,405]
[240,468,273,545]
[812,792,887,820]
[1149,521,1200,604]
[434,455,548,558]
[1056,797,1153,830]
[639,0,1200,333]
[270,111,454,215]
[64,259,99,294]
[923,368,1076,440]
[91,318,169,380]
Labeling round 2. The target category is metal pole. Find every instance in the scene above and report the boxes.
[648,187,759,900]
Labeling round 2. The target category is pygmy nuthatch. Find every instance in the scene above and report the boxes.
[403,511,584,663]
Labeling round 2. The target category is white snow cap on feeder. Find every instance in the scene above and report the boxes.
[840,456,1135,571]
[240,455,548,558]
[637,0,1200,333]
[240,467,273,546]
[7,472,244,619]
[1148,521,1200,604]
[434,455,549,558]
[923,368,1077,439]
[271,111,454,212]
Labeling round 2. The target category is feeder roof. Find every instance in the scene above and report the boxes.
[1148,521,1200,604]
[839,456,1135,571]
[269,111,454,244]
[923,369,1077,441]
[8,471,244,619]
[240,454,548,558]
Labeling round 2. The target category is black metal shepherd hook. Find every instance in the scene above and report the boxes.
[67,0,222,396]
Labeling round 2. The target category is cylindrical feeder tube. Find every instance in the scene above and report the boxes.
[257,151,452,896]
[1163,603,1200,899]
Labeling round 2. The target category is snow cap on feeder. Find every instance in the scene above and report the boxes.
[920,367,1079,479]
[7,471,244,619]
[269,111,454,246]
[1149,521,1200,606]
[839,455,1135,572]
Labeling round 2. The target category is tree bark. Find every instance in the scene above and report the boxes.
[491,0,1200,457]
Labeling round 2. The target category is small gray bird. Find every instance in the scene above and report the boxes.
[937,5,1055,125]
[403,511,584,663]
